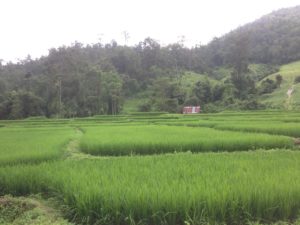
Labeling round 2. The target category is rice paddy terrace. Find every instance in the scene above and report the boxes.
[0,111,300,225]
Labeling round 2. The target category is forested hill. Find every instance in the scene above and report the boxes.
[0,5,300,119]
[202,5,300,67]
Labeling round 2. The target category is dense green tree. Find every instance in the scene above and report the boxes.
[184,96,200,106]
[193,80,212,104]
[294,76,300,84]
[259,79,278,94]
[0,91,45,119]
[102,71,123,115]
[212,84,225,102]
[0,79,6,95]
[151,77,184,113]
[275,74,283,87]
[228,32,255,99]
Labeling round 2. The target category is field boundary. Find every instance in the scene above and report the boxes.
[65,128,108,160]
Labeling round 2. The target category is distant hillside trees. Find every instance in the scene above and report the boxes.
[228,32,255,99]
[201,6,300,67]
[0,6,300,117]
[0,91,45,119]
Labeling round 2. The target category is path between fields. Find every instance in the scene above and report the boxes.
[294,138,300,146]
[0,128,90,225]
[65,127,106,160]
[285,85,294,110]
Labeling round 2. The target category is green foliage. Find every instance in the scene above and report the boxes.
[0,79,6,95]
[137,100,152,112]
[259,61,300,109]
[192,80,212,104]
[259,78,278,94]
[248,64,280,81]
[121,75,139,96]
[294,75,300,84]
[275,74,283,87]
[240,99,265,110]
[0,91,45,119]
[102,71,123,115]
[151,77,184,113]
[209,67,232,80]
[183,96,199,106]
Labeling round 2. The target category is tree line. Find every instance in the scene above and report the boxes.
[0,5,299,118]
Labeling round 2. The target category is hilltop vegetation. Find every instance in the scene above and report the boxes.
[1,6,300,118]
[259,61,300,109]
[201,6,300,66]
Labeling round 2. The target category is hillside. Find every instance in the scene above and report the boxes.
[122,72,221,113]
[259,60,300,109]
[1,5,300,118]
[202,5,300,67]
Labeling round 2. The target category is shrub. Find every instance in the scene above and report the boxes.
[294,75,300,84]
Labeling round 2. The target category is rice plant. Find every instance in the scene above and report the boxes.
[0,127,74,165]
[0,151,299,224]
[0,111,300,224]
[79,125,294,156]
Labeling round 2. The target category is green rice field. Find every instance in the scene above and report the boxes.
[0,127,74,165]
[0,111,300,224]
[80,125,293,156]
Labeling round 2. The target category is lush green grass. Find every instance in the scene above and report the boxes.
[0,151,299,224]
[161,120,300,137]
[0,127,74,165]
[154,111,300,137]
[259,60,300,109]
[207,121,300,137]
[79,125,293,156]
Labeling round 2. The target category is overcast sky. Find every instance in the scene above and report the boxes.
[1,0,300,62]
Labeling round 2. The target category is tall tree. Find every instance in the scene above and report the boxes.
[102,71,123,115]
[229,32,252,99]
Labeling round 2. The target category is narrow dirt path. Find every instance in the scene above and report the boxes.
[285,85,294,110]
[64,127,85,160]
[294,138,300,146]
[0,129,88,225]
[64,127,106,160]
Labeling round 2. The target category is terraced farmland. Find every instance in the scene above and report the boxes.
[0,111,300,225]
